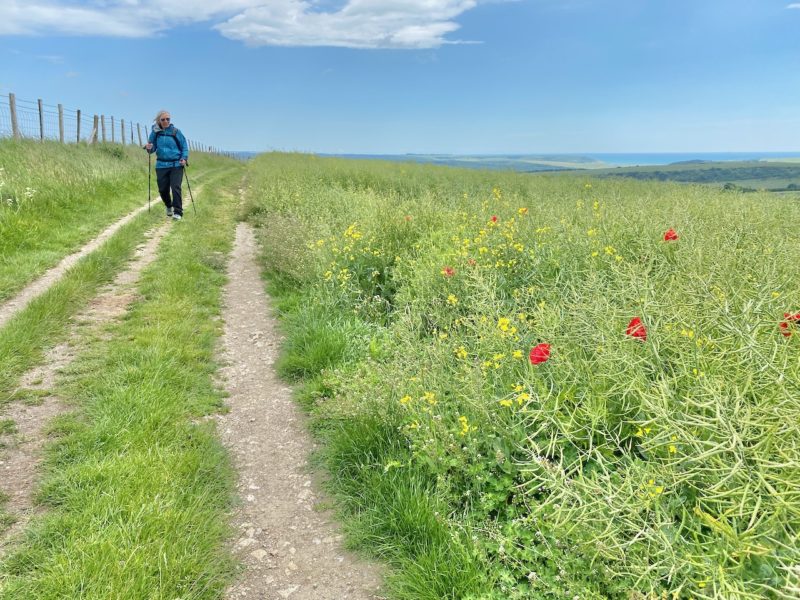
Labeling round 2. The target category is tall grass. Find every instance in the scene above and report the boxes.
[245,153,800,598]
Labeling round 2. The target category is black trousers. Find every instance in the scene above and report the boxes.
[155,166,184,215]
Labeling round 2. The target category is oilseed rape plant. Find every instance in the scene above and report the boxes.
[244,153,800,599]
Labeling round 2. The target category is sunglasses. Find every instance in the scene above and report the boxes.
[160,117,171,122]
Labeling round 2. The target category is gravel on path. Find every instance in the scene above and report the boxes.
[219,223,385,600]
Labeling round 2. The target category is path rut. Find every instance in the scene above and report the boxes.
[218,223,385,600]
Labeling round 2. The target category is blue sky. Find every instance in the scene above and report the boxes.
[1,0,799,153]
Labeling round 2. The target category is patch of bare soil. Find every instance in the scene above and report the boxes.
[218,223,385,600]
[0,223,171,556]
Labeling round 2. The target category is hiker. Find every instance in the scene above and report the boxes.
[145,110,189,221]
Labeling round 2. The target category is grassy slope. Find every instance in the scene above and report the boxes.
[243,153,800,599]
[1,148,245,597]
[0,139,226,302]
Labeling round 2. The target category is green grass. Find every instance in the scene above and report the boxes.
[0,139,227,303]
[244,153,800,599]
[0,162,245,598]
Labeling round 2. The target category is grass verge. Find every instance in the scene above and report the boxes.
[0,163,245,598]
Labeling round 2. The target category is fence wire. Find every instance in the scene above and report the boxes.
[0,93,229,156]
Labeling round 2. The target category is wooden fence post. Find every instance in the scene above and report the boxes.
[76,109,81,143]
[38,99,44,141]
[58,104,65,143]
[101,115,106,143]
[91,115,99,144]
[111,116,115,143]
[137,124,142,147]
[121,119,126,146]
[9,93,20,139]
[130,125,134,145]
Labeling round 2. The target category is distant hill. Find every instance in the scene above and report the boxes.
[551,160,800,192]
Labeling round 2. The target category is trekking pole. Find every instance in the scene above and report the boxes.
[184,164,197,215]
[147,149,152,213]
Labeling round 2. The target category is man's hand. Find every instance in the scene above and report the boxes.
[145,142,153,150]
[180,159,187,166]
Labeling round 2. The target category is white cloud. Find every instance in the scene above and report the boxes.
[787,3,800,8]
[0,0,480,49]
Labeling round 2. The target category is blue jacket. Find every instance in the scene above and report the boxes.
[147,124,189,168]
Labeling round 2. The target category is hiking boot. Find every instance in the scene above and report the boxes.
[172,213,182,221]
[166,207,174,217]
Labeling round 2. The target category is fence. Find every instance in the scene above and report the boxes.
[0,92,232,157]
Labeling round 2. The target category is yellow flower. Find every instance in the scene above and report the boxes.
[399,395,412,405]
[447,294,459,306]
[422,391,436,405]
[498,317,511,331]
[512,350,523,359]
[772,291,781,298]
[499,399,514,408]
[604,245,615,255]
[516,392,530,405]
[587,228,597,237]
[455,346,468,359]
[591,251,599,257]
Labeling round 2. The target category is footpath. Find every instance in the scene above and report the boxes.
[0,180,385,599]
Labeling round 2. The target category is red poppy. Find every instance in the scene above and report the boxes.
[780,312,800,337]
[529,343,551,365]
[490,215,498,223]
[663,228,679,242]
[442,266,455,277]
[626,317,647,341]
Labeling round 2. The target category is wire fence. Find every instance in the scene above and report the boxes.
[0,92,232,157]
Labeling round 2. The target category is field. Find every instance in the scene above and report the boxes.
[245,154,800,598]
[2,143,800,599]
[552,160,800,192]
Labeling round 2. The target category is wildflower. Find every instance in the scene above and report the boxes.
[455,346,468,359]
[442,266,455,277]
[422,391,436,405]
[529,343,551,365]
[467,258,477,266]
[516,392,530,405]
[780,312,800,337]
[663,228,679,242]
[404,215,413,222]
[447,294,459,306]
[490,215,498,223]
[518,207,528,215]
[458,415,473,436]
[512,350,523,359]
[498,317,511,331]
[626,317,647,341]
[399,395,412,405]
[772,291,781,299]
[499,399,514,408]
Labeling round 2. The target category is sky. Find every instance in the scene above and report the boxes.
[1,0,799,154]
